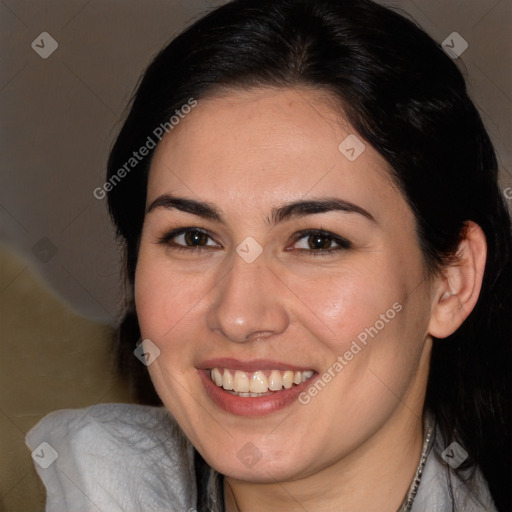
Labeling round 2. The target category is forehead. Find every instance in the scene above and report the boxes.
[147,87,402,220]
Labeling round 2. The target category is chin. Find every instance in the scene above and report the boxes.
[204,442,319,483]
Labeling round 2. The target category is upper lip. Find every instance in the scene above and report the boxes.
[197,358,315,373]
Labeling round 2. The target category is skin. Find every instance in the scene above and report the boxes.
[134,87,486,511]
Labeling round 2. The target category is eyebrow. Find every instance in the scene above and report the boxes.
[146,194,376,224]
[147,195,223,221]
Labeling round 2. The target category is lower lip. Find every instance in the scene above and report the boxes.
[198,370,317,417]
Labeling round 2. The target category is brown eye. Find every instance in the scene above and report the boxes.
[158,228,220,251]
[291,229,351,256]
[184,230,209,246]
[307,234,333,250]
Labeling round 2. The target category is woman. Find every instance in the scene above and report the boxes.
[27,0,511,510]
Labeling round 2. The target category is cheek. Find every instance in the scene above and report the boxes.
[134,250,205,340]
[290,262,408,355]
[134,260,167,339]
[134,253,202,402]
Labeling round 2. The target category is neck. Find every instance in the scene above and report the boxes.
[224,405,425,512]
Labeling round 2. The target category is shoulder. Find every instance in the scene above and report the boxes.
[26,403,197,512]
[412,419,497,512]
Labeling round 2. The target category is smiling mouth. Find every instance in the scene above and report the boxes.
[209,368,315,397]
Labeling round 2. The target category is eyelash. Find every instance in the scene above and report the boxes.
[157,227,352,256]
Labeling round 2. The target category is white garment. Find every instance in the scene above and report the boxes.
[410,428,497,512]
[26,403,196,512]
[26,403,497,512]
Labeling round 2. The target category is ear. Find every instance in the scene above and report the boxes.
[428,221,487,339]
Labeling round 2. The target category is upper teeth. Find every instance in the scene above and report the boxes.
[210,368,314,394]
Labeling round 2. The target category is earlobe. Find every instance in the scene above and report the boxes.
[428,222,487,339]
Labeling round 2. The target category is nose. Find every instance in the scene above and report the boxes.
[207,252,289,343]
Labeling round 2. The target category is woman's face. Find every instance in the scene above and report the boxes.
[135,87,435,482]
